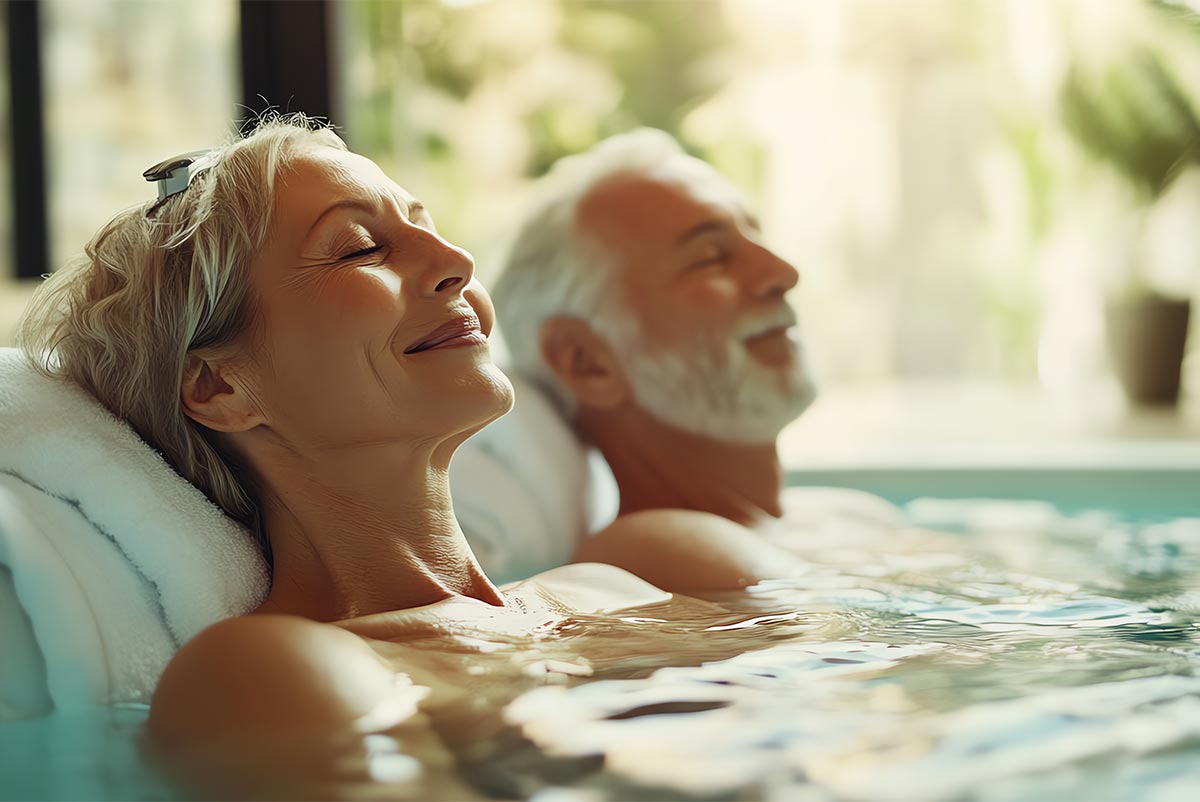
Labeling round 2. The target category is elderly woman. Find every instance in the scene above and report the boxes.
[16,117,781,749]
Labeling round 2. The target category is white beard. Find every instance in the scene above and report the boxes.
[601,306,817,445]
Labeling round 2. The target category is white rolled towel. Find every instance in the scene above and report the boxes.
[0,348,268,717]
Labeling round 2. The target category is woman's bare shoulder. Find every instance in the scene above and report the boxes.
[149,614,397,744]
[513,562,673,613]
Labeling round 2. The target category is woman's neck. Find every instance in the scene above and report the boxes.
[251,442,504,622]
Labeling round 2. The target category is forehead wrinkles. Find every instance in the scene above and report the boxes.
[272,155,402,244]
[576,169,744,245]
[304,154,421,222]
[283,152,370,207]
[574,172,658,241]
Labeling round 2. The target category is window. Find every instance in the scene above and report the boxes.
[0,7,10,277]
[334,0,1200,403]
[40,0,238,272]
[3,0,1198,412]
[0,0,314,345]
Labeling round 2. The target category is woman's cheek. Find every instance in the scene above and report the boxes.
[326,267,405,325]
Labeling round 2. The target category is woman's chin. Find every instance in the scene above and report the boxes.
[447,363,515,437]
[434,381,513,462]
[479,362,515,419]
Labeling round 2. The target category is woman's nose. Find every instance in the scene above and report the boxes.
[407,228,475,298]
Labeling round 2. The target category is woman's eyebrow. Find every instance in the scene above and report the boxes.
[305,197,381,237]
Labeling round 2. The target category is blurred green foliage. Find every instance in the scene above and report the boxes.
[333,0,1200,383]
[1058,2,1200,201]
[344,0,732,176]
[1061,49,1200,199]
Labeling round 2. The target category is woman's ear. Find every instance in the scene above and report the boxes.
[181,352,267,433]
[539,317,630,410]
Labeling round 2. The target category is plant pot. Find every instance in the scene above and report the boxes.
[1105,295,1191,406]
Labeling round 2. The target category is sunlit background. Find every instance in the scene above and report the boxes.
[2,0,1200,464]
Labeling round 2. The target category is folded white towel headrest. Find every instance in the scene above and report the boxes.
[0,348,268,709]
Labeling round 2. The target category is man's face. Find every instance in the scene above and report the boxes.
[575,166,816,443]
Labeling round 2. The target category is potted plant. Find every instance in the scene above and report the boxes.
[1059,44,1200,405]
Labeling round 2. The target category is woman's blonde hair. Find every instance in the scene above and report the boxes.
[18,113,346,555]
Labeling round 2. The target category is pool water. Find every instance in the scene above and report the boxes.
[0,705,175,801]
[2,496,1199,801]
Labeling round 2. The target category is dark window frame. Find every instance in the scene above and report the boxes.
[3,0,336,281]
[5,0,48,280]
[239,0,338,128]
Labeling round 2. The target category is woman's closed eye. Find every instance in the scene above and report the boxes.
[340,243,385,261]
[328,228,389,264]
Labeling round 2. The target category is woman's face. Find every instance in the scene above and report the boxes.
[240,146,512,451]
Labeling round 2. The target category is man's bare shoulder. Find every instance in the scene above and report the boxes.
[149,614,397,744]
[573,508,800,593]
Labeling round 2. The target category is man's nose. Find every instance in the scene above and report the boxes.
[403,227,476,298]
[743,243,800,302]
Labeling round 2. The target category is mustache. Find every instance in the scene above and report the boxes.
[733,305,799,340]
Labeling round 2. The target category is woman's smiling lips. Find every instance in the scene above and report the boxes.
[404,314,486,354]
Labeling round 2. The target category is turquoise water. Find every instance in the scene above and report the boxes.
[786,467,1200,521]
[0,705,174,801]
[493,499,1200,801]
[2,495,1199,801]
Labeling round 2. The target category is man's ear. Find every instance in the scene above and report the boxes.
[539,317,630,410]
[180,351,266,433]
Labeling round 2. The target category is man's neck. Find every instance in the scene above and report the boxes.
[580,406,784,526]
[248,438,504,622]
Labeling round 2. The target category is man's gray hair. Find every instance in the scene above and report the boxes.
[491,128,694,414]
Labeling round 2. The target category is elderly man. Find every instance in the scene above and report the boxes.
[448,129,836,591]
[494,128,815,521]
